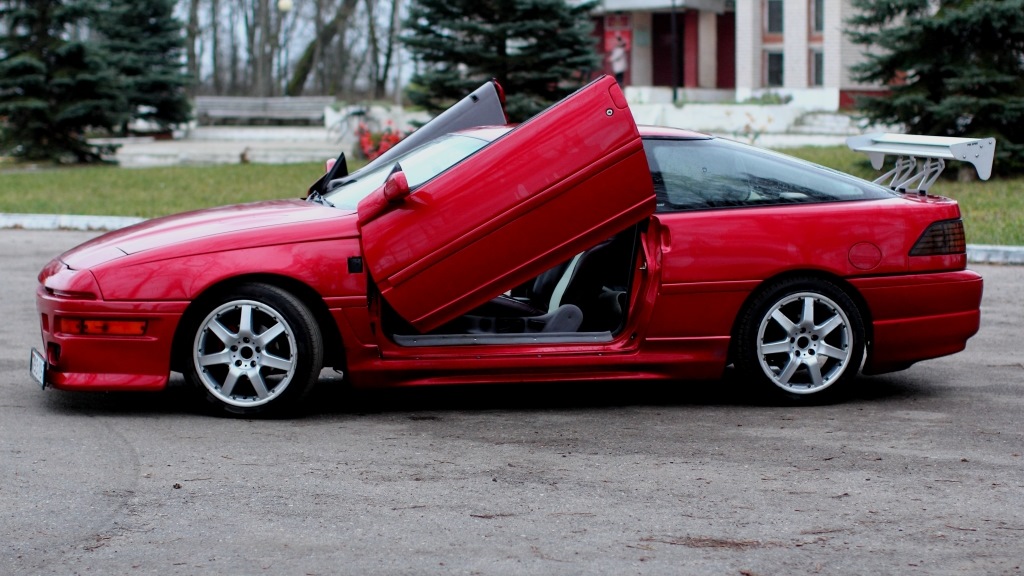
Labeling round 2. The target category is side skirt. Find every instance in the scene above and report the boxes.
[392,331,614,347]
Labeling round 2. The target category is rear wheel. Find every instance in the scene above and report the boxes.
[185,283,323,416]
[735,277,864,397]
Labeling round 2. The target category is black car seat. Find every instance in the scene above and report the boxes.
[466,228,636,333]
[555,232,634,332]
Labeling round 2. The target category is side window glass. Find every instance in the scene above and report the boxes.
[645,138,890,212]
[741,149,865,203]
[647,140,750,210]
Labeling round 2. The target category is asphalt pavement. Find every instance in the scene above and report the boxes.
[1,229,1022,575]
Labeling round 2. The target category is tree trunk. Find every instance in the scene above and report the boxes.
[364,0,403,100]
[376,0,402,100]
[229,0,243,93]
[285,0,358,96]
[186,0,200,95]
[211,0,222,94]
[365,0,381,98]
[256,0,274,97]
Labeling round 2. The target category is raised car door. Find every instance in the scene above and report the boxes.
[358,76,655,332]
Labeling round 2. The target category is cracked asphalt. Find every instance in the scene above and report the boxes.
[2,229,1022,575]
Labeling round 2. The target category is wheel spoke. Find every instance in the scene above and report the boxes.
[255,322,286,347]
[220,369,240,397]
[800,296,816,325]
[818,342,848,360]
[261,353,293,372]
[776,357,800,384]
[207,319,235,344]
[761,339,791,355]
[770,308,795,332]
[198,349,232,367]
[249,371,270,399]
[806,356,824,388]
[238,304,254,337]
[815,314,844,338]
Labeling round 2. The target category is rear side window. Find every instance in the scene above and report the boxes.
[644,138,896,212]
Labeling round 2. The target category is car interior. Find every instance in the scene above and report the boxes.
[385,224,642,347]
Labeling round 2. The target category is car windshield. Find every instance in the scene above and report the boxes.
[323,134,491,209]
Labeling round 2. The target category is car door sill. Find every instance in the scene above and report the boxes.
[392,331,615,347]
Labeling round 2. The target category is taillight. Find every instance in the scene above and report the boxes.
[910,219,966,256]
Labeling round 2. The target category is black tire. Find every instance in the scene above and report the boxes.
[184,283,323,417]
[735,277,865,398]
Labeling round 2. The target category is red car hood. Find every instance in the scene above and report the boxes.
[61,199,352,270]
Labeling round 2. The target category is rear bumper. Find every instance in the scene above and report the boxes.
[35,286,187,392]
[849,270,983,375]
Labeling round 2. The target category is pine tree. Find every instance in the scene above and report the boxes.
[848,0,1024,174]
[93,0,191,134]
[403,0,600,122]
[0,0,125,163]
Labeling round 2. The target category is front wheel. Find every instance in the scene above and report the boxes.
[185,283,323,417]
[735,278,865,397]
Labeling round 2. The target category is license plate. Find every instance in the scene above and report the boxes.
[30,348,47,389]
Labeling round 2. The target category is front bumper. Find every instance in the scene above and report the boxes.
[35,285,188,392]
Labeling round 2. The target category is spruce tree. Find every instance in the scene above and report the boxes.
[848,0,1024,174]
[0,0,125,163]
[403,0,599,122]
[93,0,191,134]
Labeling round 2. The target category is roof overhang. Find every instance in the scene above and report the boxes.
[592,0,732,14]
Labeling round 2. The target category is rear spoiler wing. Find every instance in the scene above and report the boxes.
[846,133,996,194]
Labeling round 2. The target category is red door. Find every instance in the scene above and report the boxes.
[358,76,655,332]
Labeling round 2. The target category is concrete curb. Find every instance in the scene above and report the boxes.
[966,244,1024,265]
[0,213,145,231]
[2,212,1022,265]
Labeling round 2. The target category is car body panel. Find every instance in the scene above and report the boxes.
[61,200,347,270]
[649,199,962,296]
[51,200,362,301]
[850,269,982,373]
[358,76,655,331]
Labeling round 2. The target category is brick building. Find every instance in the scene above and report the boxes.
[593,0,884,110]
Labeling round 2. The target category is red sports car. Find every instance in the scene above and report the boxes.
[30,76,989,416]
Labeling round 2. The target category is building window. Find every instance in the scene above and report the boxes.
[811,0,824,34]
[766,51,784,87]
[810,50,824,86]
[766,0,784,35]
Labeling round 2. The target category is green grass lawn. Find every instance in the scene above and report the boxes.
[1,147,1021,245]
[0,162,326,218]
